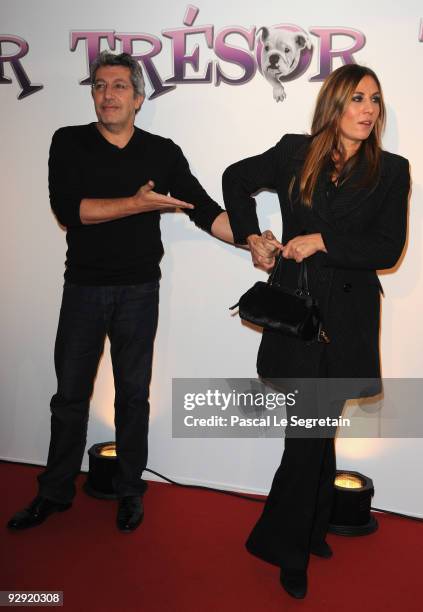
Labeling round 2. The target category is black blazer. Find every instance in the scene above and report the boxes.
[223,134,410,383]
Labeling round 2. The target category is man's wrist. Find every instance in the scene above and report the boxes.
[129,194,138,213]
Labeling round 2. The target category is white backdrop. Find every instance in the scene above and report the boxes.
[1,0,422,516]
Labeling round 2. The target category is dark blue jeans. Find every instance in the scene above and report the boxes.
[37,281,159,503]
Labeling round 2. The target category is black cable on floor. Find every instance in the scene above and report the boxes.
[145,468,264,502]
[145,468,423,520]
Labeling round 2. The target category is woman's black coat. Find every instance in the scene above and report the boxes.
[223,134,410,386]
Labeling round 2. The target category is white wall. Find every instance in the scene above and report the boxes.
[1,0,422,516]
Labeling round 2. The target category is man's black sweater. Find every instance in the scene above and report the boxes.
[49,123,223,285]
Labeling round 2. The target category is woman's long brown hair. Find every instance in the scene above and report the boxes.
[295,64,386,206]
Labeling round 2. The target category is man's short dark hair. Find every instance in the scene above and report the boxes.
[90,51,145,98]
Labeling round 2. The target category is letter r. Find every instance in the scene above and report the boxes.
[0,36,43,99]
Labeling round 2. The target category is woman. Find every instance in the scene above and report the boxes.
[222,64,410,599]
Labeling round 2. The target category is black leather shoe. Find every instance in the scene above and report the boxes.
[116,496,144,532]
[280,568,307,599]
[310,540,333,558]
[7,496,72,530]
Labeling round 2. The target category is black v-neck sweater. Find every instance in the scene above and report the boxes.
[48,123,223,285]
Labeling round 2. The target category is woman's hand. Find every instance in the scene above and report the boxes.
[282,233,327,262]
[247,230,283,271]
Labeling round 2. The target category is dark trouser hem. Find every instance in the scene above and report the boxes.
[246,522,310,571]
[35,488,74,505]
[114,478,149,498]
[245,539,281,567]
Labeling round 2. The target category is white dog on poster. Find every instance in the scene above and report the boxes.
[258,26,312,102]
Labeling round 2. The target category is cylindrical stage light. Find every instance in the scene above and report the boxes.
[328,470,378,536]
[83,442,118,500]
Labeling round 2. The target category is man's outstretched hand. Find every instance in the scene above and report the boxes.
[133,180,194,213]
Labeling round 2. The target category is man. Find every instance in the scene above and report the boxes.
[7,51,232,532]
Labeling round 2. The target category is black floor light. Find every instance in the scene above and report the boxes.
[328,470,378,535]
[83,442,118,500]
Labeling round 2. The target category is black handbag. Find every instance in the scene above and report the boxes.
[230,255,330,343]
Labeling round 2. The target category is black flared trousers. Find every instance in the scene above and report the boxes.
[246,433,338,570]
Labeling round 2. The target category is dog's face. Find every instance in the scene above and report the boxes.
[259,27,311,79]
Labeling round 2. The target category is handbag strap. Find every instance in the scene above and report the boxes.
[298,260,310,295]
[268,254,283,286]
[269,254,310,295]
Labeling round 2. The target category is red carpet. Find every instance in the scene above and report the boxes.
[1,462,422,611]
